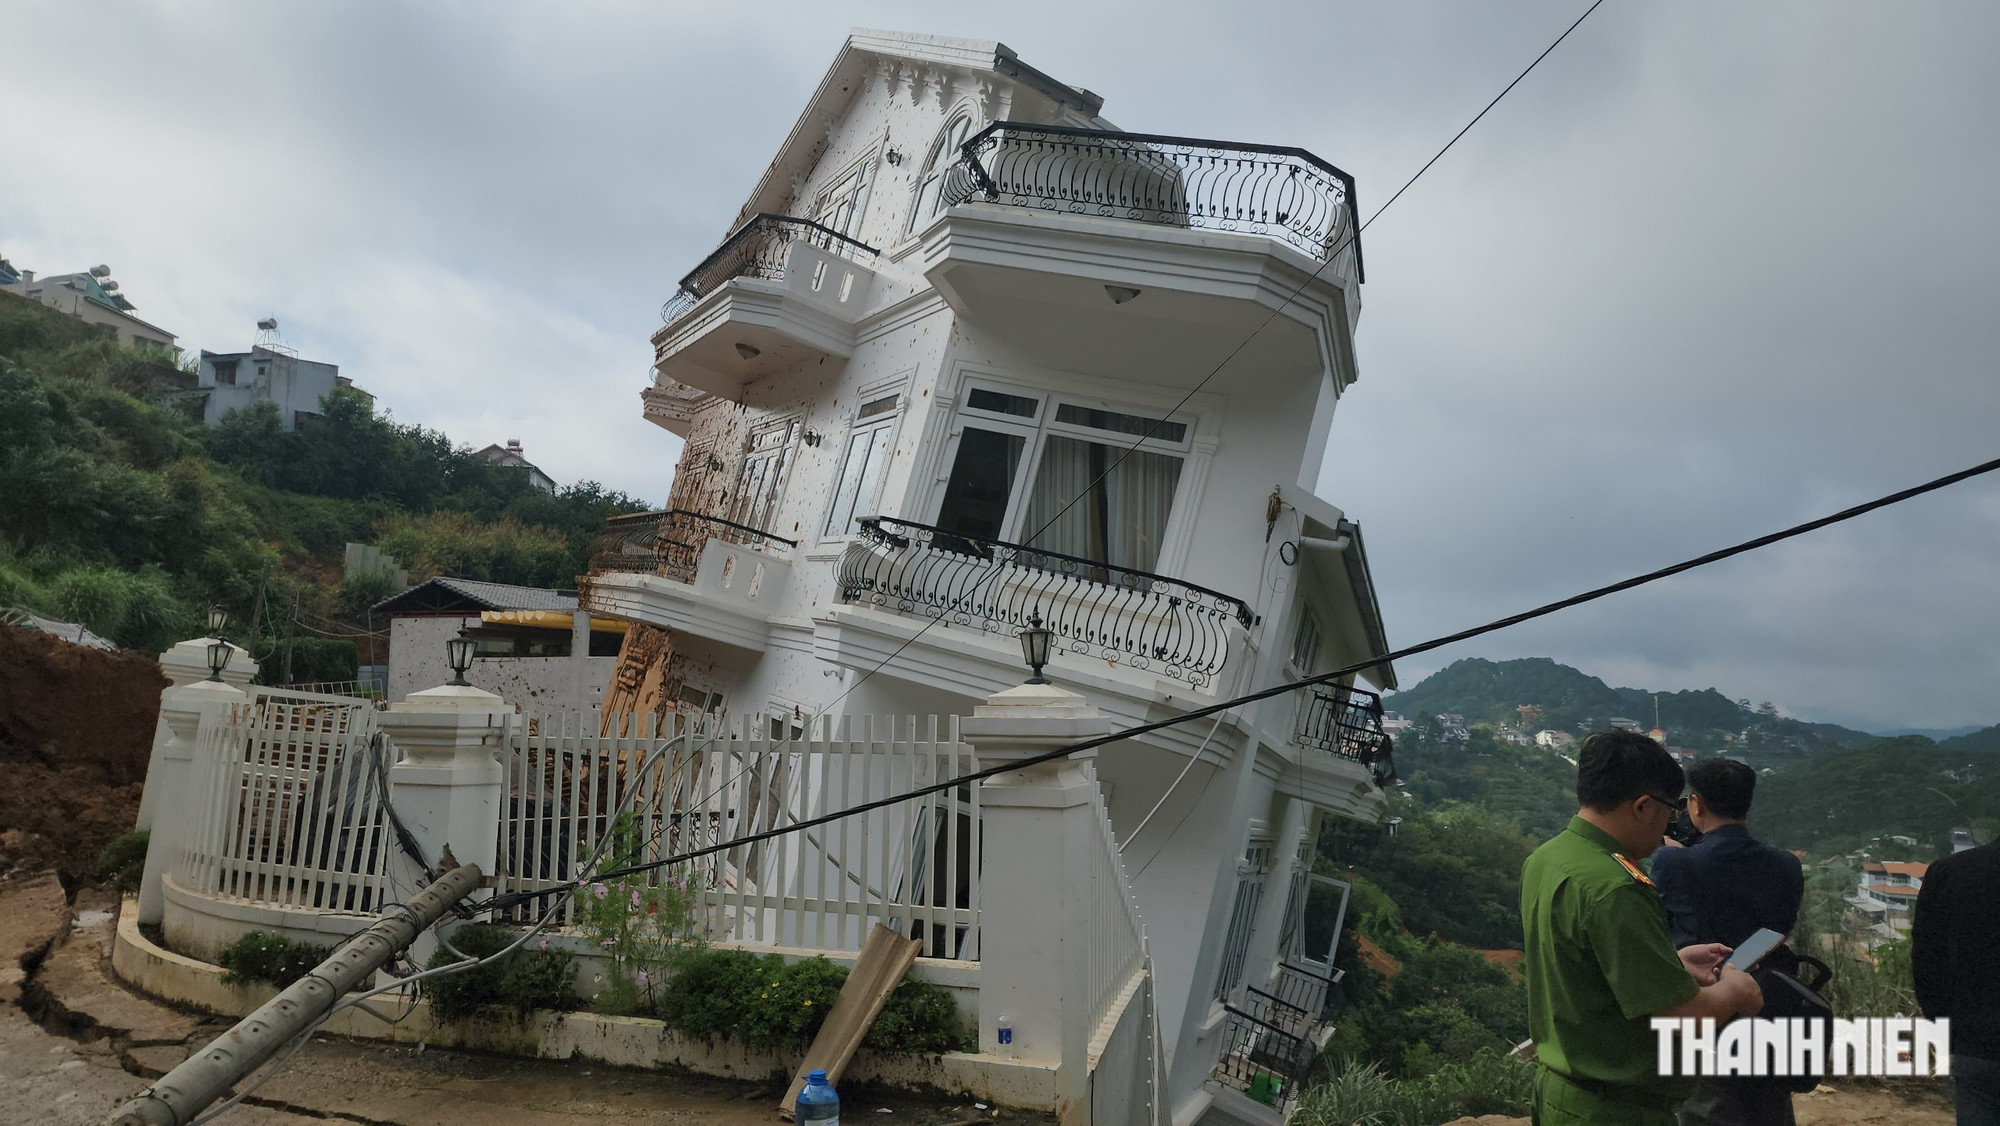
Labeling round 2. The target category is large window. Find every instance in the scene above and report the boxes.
[933,382,1192,574]
[907,111,975,236]
[728,418,801,534]
[808,157,872,241]
[1214,840,1273,1002]
[822,393,900,539]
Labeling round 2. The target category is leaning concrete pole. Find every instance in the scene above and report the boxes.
[108,863,484,1126]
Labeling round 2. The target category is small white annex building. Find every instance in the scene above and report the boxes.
[578,28,1397,1125]
[375,576,624,719]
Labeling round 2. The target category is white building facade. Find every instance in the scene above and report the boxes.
[0,263,177,351]
[583,30,1396,1124]
[197,343,365,429]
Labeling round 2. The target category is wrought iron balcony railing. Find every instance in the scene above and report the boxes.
[1274,959,1344,1026]
[659,214,881,328]
[1294,683,1390,768]
[836,516,1253,691]
[586,509,798,585]
[938,121,1363,279]
[1210,1003,1314,1110]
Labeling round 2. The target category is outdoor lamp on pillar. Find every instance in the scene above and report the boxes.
[205,635,232,682]
[446,628,475,687]
[1017,612,1054,686]
[206,605,228,637]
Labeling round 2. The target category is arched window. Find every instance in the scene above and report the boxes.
[907,110,975,235]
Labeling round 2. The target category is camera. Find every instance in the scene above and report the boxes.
[1665,807,1704,847]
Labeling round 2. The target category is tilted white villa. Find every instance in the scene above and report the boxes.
[580,28,1396,1125]
[128,28,1397,1126]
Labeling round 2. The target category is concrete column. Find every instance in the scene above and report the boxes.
[960,682,1112,1126]
[378,683,510,959]
[570,610,592,718]
[156,636,259,690]
[136,678,246,925]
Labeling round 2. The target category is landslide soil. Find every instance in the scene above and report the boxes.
[0,627,165,882]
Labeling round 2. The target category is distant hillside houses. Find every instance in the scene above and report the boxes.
[1534,729,1576,750]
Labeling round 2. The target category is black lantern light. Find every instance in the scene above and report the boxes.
[206,605,228,637]
[1017,612,1054,685]
[205,636,233,682]
[446,627,475,686]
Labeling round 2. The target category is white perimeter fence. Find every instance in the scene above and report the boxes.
[177,688,391,913]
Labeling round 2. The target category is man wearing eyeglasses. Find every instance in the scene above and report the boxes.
[1523,729,1765,1125]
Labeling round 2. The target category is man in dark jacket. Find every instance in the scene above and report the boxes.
[1913,839,2000,1126]
[1650,758,1804,1125]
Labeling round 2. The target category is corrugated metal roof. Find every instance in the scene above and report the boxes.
[372,576,576,615]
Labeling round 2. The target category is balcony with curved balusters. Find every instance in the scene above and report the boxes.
[916,122,1365,389]
[832,515,1253,694]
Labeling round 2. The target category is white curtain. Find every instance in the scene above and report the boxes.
[1021,436,1182,572]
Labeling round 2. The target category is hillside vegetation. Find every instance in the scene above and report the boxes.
[1387,656,1887,756]
[0,292,648,678]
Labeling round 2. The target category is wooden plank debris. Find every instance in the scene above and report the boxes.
[779,922,923,1118]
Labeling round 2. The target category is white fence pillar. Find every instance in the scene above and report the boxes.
[961,683,1111,1126]
[379,683,509,958]
[136,678,245,924]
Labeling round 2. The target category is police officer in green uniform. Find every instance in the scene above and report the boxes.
[1523,730,1764,1125]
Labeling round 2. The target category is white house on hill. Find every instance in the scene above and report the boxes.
[580,29,1395,1124]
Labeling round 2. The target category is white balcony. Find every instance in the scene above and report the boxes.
[918,123,1362,390]
[580,511,796,652]
[651,214,879,400]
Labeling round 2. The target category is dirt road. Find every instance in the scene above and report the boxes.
[2,877,1039,1126]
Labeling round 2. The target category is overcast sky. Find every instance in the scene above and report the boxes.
[6,2,1996,733]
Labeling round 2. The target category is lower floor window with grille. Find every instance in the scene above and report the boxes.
[1214,841,1273,1002]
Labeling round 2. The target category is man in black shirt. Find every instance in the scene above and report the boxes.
[1913,839,2000,1126]
[1651,759,1804,1125]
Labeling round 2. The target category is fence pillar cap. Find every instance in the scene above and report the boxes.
[397,682,505,712]
[962,682,1109,769]
[157,636,259,689]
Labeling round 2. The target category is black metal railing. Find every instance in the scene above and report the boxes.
[836,516,1252,690]
[939,122,1363,280]
[659,214,881,327]
[1210,1004,1313,1109]
[1294,683,1389,766]
[586,509,797,584]
[1275,960,1344,1025]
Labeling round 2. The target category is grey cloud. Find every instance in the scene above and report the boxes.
[5,1,1995,728]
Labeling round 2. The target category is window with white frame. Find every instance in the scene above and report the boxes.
[822,392,901,539]
[808,156,873,241]
[932,381,1192,574]
[1290,606,1323,674]
[728,417,802,534]
[1214,839,1274,1002]
[907,110,975,236]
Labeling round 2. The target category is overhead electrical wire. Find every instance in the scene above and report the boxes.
[477,450,2000,908]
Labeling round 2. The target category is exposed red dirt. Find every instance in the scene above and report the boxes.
[0,626,164,882]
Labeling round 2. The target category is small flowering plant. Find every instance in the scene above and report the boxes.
[572,811,703,1015]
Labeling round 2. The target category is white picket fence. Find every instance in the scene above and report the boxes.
[177,688,391,913]
[493,711,984,960]
[1083,767,1149,1034]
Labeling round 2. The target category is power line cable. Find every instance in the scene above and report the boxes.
[483,450,2000,906]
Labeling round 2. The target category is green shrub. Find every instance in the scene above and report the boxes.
[217,931,332,988]
[865,978,973,1054]
[649,948,965,1054]
[1295,1049,1533,1126]
[95,830,150,893]
[421,924,576,1021]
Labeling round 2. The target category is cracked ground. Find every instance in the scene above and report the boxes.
[0,874,1044,1126]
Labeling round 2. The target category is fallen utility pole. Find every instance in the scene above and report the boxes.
[108,863,484,1126]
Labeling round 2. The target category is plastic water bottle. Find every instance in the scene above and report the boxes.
[796,1068,840,1126]
[997,1013,1014,1058]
